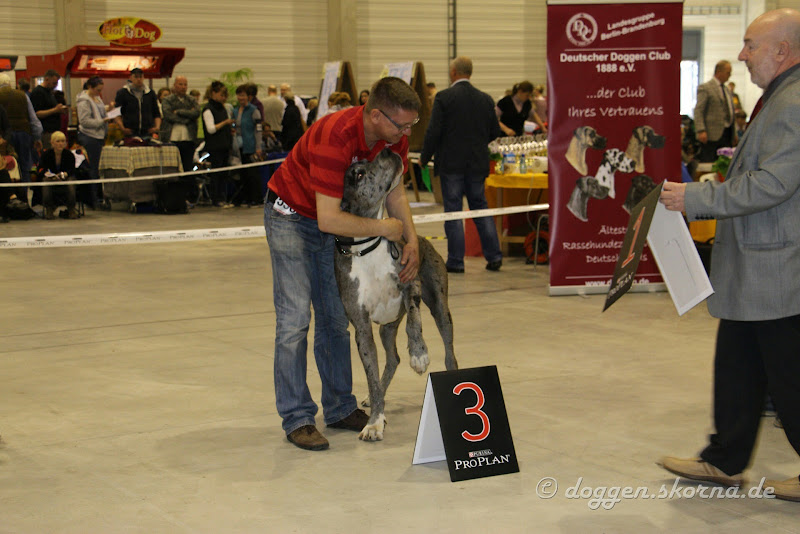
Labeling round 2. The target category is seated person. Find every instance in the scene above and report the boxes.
[261,122,282,152]
[37,131,77,219]
[0,136,31,222]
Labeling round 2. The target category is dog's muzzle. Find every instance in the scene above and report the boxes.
[649,134,666,149]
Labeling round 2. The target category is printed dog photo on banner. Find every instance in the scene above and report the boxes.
[566,125,665,223]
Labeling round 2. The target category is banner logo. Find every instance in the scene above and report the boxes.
[98,17,162,47]
[566,13,598,47]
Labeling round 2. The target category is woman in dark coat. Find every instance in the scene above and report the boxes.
[37,130,77,219]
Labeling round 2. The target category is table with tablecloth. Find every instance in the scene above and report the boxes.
[485,172,549,255]
[99,145,183,204]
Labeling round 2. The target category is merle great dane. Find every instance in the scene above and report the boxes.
[333,148,457,441]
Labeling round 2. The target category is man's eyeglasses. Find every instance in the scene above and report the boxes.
[379,109,420,132]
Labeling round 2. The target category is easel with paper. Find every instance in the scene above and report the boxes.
[317,61,357,117]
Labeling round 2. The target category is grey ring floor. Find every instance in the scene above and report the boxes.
[2,191,798,533]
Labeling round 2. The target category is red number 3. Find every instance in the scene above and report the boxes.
[453,382,490,442]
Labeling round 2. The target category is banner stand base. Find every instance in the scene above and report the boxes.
[548,282,666,297]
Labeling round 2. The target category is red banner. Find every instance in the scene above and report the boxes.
[546,1,682,294]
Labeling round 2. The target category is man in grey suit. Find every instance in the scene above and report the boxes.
[420,56,503,273]
[659,8,800,503]
[694,60,736,162]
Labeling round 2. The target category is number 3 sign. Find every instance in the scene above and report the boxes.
[413,366,519,482]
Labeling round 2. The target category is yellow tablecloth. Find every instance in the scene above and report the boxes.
[486,172,548,189]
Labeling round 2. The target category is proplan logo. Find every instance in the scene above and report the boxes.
[566,13,598,47]
[454,452,512,470]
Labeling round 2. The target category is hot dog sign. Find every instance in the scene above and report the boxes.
[98,17,162,47]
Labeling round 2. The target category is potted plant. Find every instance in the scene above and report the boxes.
[712,146,735,182]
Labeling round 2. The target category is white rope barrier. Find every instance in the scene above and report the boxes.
[0,157,287,188]
[0,203,549,249]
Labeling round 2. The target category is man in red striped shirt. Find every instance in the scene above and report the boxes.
[264,77,421,451]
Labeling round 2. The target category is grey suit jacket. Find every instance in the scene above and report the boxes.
[684,67,800,321]
[694,78,732,142]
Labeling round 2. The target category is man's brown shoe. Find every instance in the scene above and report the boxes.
[327,408,369,432]
[765,476,800,502]
[287,425,329,451]
[656,456,744,487]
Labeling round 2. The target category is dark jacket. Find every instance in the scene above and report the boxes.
[496,95,531,137]
[114,83,161,137]
[0,87,32,134]
[280,100,304,151]
[37,148,76,180]
[202,100,232,152]
[420,80,502,175]
[29,85,60,133]
[0,104,9,140]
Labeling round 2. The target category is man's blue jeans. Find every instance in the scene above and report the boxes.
[440,172,502,269]
[264,203,357,434]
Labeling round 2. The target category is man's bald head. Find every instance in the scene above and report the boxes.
[739,8,800,88]
[755,8,800,51]
[173,76,188,96]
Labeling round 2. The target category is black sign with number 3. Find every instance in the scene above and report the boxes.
[430,366,519,482]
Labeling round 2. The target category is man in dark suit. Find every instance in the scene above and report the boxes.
[659,8,800,503]
[694,60,736,162]
[420,56,503,273]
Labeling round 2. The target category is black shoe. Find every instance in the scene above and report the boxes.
[486,260,502,271]
[446,265,465,273]
[327,409,369,432]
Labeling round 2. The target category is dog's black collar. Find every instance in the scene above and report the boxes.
[335,235,383,257]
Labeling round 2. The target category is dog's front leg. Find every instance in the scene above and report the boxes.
[360,316,403,409]
[404,279,430,374]
[353,325,386,442]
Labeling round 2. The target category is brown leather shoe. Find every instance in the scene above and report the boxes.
[327,408,369,431]
[67,208,79,219]
[44,207,55,220]
[765,476,800,502]
[656,456,744,487]
[286,425,329,451]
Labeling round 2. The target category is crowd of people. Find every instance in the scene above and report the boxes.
[0,69,353,221]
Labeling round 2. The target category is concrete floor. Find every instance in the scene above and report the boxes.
[1,191,798,533]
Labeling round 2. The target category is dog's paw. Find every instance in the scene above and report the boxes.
[358,414,386,441]
[409,352,430,374]
[361,396,371,408]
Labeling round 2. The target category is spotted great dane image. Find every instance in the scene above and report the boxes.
[333,149,457,442]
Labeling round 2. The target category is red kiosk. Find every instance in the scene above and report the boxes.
[23,44,187,210]
[23,45,185,104]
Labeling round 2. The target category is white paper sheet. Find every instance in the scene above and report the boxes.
[647,202,714,315]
